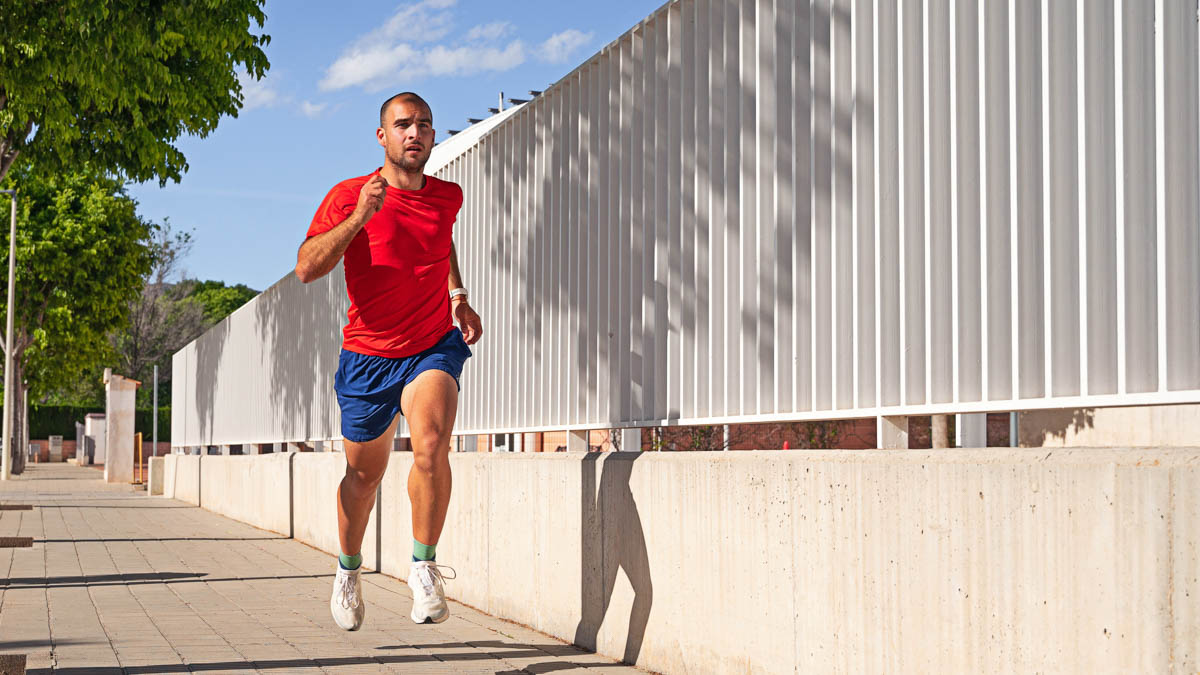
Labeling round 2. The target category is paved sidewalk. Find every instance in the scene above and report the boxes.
[0,464,638,674]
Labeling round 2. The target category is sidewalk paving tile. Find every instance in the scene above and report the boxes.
[1,464,642,674]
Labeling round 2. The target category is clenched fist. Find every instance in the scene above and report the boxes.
[453,298,483,345]
[356,174,388,218]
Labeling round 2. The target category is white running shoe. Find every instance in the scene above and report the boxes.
[407,560,455,624]
[330,563,366,631]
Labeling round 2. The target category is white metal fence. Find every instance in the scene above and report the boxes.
[173,0,1200,447]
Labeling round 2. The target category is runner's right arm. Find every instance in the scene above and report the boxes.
[295,175,387,283]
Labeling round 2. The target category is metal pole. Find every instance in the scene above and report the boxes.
[153,364,158,457]
[134,432,142,484]
[1,190,14,481]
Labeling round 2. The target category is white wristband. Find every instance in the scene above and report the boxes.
[449,288,468,302]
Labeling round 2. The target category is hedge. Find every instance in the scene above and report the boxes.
[30,405,170,442]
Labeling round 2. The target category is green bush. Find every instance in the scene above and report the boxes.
[30,405,170,442]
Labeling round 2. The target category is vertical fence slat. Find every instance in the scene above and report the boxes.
[1163,0,1200,391]
[833,0,854,410]
[927,0,953,404]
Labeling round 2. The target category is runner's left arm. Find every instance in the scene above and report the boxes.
[449,243,483,345]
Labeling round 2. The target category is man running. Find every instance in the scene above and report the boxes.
[295,91,483,630]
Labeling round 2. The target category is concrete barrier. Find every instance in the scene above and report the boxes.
[148,457,164,496]
[198,454,291,536]
[165,454,201,506]
[172,448,1200,674]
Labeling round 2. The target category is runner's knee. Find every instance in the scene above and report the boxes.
[343,462,385,489]
[410,440,449,475]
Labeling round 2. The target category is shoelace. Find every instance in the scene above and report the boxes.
[335,571,360,610]
[413,563,457,596]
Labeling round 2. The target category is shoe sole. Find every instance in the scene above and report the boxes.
[331,603,365,631]
[410,609,449,624]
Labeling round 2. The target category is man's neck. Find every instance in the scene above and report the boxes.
[380,164,425,191]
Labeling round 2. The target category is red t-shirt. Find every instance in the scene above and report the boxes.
[306,170,463,358]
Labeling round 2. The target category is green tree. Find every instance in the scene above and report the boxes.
[0,163,153,470]
[0,1,270,184]
[187,279,259,323]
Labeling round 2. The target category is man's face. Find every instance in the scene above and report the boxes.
[377,99,435,173]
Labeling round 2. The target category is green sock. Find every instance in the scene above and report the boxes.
[338,552,362,570]
[412,539,436,562]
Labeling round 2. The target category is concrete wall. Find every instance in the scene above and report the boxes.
[148,457,164,496]
[165,454,201,506]
[197,454,291,536]
[1020,403,1200,447]
[85,416,106,465]
[158,449,1200,674]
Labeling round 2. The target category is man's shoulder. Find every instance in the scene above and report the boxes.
[425,175,463,199]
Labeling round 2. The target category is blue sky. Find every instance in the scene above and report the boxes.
[128,0,665,291]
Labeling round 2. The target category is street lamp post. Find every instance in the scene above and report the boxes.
[0,189,14,481]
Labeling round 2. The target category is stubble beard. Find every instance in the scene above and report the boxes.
[390,147,429,175]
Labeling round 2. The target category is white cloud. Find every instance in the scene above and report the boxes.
[466,21,514,42]
[426,41,525,77]
[238,71,282,110]
[300,101,329,119]
[365,0,456,46]
[319,2,537,92]
[537,29,593,64]
[320,42,423,92]
[320,0,462,92]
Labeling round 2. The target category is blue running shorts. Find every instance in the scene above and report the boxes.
[334,328,472,443]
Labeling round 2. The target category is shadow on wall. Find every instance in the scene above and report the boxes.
[574,452,652,665]
[488,0,844,429]
[1019,408,1097,446]
[253,269,348,443]
[192,317,231,446]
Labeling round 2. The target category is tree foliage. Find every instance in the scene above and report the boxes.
[0,0,270,184]
[0,163,154,402]
[187,279,258,323]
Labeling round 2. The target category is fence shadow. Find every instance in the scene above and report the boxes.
[252,269,347,444]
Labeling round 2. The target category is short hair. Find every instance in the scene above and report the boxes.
[379,92,432,126]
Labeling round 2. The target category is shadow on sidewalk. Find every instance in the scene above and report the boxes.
[37,536,286,544]
[27,639,619,673]
[34,504,193,509]
[573,452,653,665]
[0,571,335,589]
[0,638,98,650]
[377,639,588,658]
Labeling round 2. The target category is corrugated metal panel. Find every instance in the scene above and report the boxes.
[172,0,1200,447]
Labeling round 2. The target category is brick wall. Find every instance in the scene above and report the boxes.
[462,413,1015,453]
[31,439,172,463]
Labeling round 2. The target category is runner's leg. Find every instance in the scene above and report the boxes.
[337,412,400,558]
[400,369,458,548]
